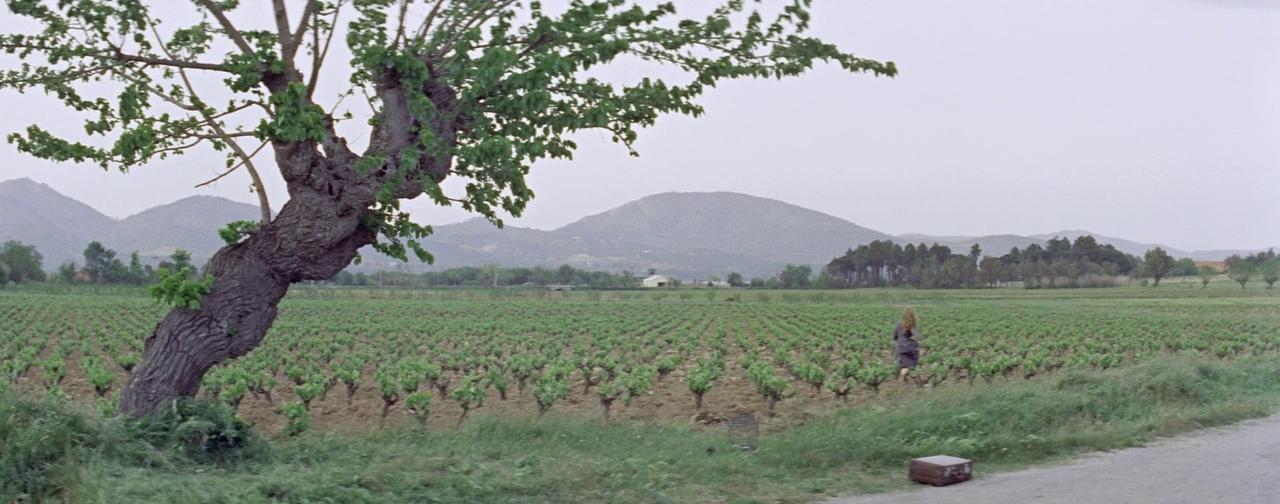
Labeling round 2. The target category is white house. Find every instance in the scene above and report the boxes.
[642,275,672,288]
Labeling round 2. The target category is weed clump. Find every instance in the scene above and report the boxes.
[0,391,263,502]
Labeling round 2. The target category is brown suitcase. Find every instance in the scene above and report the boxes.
[908,455,973,486]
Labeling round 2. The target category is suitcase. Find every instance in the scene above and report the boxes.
[908,455,973,486]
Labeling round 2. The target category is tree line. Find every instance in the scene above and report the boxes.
[0,239,195,287]
[816,236,1226,289]
[2,237,1273,292]
[58,242,196,285]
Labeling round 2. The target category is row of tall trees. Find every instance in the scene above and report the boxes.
[823,236,1147,289]
[822,241,985,289]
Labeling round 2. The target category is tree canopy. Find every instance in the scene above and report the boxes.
[822,236,1145,289]
[2,0,895,262]
[0,240,45,283]
[1143,247,1174,287]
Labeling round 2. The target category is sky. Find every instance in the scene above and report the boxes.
[0,0,1277,252]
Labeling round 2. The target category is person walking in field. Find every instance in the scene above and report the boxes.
[894,308,921,382]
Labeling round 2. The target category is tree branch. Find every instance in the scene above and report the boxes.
[413,0,448,42]
[271,0,297,77]
[109,69,200,112]
[194,141,268,188]
[432,3,501,58]
[289,1,319,57]
[199,110,273,224]
[391,0,410,50]
[191,131,258,140]
[0,42,232,74]
[150,138,206,157]
[430,1,519,59]
[271,0,292,43]
[195,0,255,56]
[148,21,272,223]
[307,1,342,100]
[112,49,232,73]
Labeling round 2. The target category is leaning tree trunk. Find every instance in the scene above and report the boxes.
[118,176,375,417]
[117,70,459,417]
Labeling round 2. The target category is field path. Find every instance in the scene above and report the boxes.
[830,413,1280,504]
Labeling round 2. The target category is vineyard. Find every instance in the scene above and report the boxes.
[2,286,1278,436]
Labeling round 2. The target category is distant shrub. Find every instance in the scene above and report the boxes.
[129,398,265,463]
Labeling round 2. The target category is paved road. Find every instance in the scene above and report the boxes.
[830,414,1280,504]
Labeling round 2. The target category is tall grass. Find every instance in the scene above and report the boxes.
[6,356,1280,503]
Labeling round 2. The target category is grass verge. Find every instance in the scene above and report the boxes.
[6,355,1280,503]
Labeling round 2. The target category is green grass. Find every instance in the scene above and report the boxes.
[7,355,1280,503]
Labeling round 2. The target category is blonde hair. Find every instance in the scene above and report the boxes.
[901,308,917,331]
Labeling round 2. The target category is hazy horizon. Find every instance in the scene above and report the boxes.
[4,176,1272,256]
[2,0,1277,251]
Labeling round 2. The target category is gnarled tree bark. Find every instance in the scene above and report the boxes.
[119,186,372,416]
[117,129,418,418]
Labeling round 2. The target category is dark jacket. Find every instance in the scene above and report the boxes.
[894,322,920,368]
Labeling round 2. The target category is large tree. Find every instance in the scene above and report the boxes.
[1143,247,1174,287]
[0,240,46,283]
[1,0,894,416]
[777,263,812,289]
[1226,255,1252,290]
[1260,258,1279,290]
[726,271,744,287]
[82,240,125,283]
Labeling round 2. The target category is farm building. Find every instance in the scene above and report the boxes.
[642,275,672,288]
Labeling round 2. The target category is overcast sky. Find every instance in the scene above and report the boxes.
[1,0,1276,251]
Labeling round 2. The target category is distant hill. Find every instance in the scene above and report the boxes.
[0,178,115,266]
[356,213,785,279]
[559,192,892,267]
[112,196,262,259]
[0,178,1270,278]
[0,178,258,267]
[371,192,892,277]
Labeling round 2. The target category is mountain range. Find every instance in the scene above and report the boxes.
[0,178,259,270]
[0,178,1270,279]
